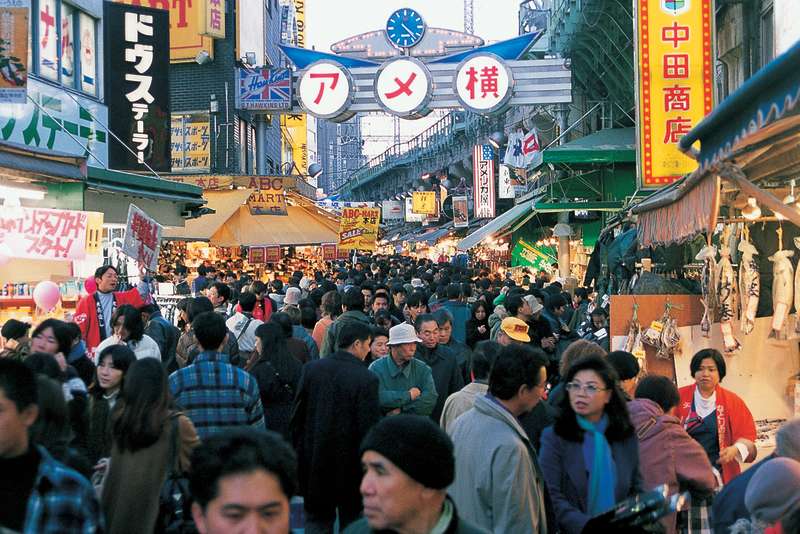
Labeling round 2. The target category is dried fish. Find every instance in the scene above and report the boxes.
[717,243,741,353]
[769,249,794,338]
[624,316,639,353]
[738,238,760,335]
[696,245,718,338]
[658,317,681,360]
[795,237,800,335]
[631,329,647,373]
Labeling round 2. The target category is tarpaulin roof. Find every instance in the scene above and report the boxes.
[210,205,338,247]
[457,197,538,250]
[163,189,251,241]
[532,127,636,169]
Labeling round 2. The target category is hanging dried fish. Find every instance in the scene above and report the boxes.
[769,249,795,338]
[717,243,741,353]
[696,245,718,338]
[657,317,681,360]
[794,237,800,335]
[738,238,760,335]
[624,315,639,353]
[642,308,668,348]
[631,329,647,373]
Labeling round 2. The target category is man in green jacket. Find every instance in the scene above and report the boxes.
[368,324,437,416]
[320,287,372,357]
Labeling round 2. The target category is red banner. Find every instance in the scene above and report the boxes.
[248,246,265,264]
[322,243,337,261]
[265,245,281,263]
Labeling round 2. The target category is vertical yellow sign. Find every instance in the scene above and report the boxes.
[283,0,307,173]
[201,0,225,39]
[636,0,713,187]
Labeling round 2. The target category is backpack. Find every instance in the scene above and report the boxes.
[155,414,197,534]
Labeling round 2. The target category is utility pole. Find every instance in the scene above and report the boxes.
[464,0,474,34]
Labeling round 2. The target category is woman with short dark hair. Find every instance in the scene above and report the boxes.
[465,300,490,349]
[676,348,757,484]
[539,355,642,534]
[94,304,161,361]
[0,319,31,361]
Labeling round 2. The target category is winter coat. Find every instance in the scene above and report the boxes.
[439,382,488,434]
[448,395,551,534]
[249,355,302,441]
[712,455,775,534]
[73,287,146,355]
[175,327,241,368]
[291,350,380,515]
[95,334,162,362]
[320,310,372,357]
[628,398,716,534]
[415,344,465,423]
[293,324,319,359]
[465,318,489,348]
[144,312,180,366]
[440,300,471,344]
[539,425,643,534]
[343,497,489,534]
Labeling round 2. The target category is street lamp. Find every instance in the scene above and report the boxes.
[308,163,323,179]
[488,131,507,149]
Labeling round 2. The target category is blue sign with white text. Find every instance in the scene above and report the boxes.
[236,68,292,111]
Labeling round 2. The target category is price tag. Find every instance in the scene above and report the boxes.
[593,328,608,339]
[649,320,664,333]
[633,348,646,359]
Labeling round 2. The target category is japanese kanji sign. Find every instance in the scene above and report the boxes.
[338,207,380,251]
[0,207,93,261]
[636,0,713,187]
[321,243,337,261]
[503,128,541,168]
[298,60,354,120]
[0,0,29,104]
[248,246,265,264]
[247,176,288,216]
[452,196,469,228]
[171,113,210,172]
[122,204,163,272]
[236,68,292,111]
[201,0,224,39]
[404,197,425,222]
[473,144,496,219]
[412,191,437,215]
[455,53,514,114]
[264,245,281,263]
[105,2,171,171]
[375,57,433,118]
[498,164,515,199]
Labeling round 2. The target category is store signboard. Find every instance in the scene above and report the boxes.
[282,0,307,172]
[236,68,292,111]
[452,195,469,228]
[122,204,163,272]
[0,0,29,104]
[321,243,337,261]
[297,60,354,119]
[338,207,380,251]
[498,164,514,199]
[0,207,92,261]
[248,246,265,264]
[264,245,281,262]
[171,113,210,172]
[247,176,287,215]
[381,200,403,220]
[412,191,436,215]
[375,57,433,118]
[114,0,215,63]
[105,2,171,171]
[511,238,555,270]
[455,53,514,114]
[0,78,108,167]
[473,144,495,218]
[404,197,425,222]
[200,0,225,39]
[635,0,713,187]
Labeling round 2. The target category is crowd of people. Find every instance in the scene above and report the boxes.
[1,254,799,533]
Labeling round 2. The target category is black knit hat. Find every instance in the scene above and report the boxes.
[608,350,641,381]
[360,415,454,489]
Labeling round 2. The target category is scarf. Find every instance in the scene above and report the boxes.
[577,414,616,516]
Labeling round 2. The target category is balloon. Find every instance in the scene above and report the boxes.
[33,281,61,311]
[0,256,9,266]
[84,277,97,294]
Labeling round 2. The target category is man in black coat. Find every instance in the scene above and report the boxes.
[413,314,465,423]
[290,321,381,533]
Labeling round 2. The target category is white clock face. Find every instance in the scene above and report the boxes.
[386,8,425,49]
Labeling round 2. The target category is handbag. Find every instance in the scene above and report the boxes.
[155,414,197,534]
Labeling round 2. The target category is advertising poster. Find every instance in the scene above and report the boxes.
[0,207,92,260]
[236,68,292,111]
[452,196,469,228]
[171,113,211,172]
[404,197,425,222]
[122,204,163,272]
[338,207,380,251]
[321,243,337,261]
[0,0,28,104]
[381,200,404,220]
[472,144,496,218]
[412,191,437,215]
[248,177,288,215]
[248,246,265,264]
[264,245,281,262]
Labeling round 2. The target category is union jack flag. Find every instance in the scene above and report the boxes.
[238,68,292,110]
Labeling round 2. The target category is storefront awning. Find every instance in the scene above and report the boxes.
[87,167,204,203]
[418,222,454,245]
[210,205,338,247]
[457,198,538,250]
[0,142,87,180]
[532,127,636,170]
[164,189,251,241]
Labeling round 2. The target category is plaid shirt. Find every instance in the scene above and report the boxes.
[169,351,265,439]
[23,446,104,534]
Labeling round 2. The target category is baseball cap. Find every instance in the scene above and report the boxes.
[500,317,531,343]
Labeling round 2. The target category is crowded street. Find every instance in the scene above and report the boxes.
[1,0,800,533]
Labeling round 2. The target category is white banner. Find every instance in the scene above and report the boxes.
[498,164,515,199]
[381,200,404,220]
[473,144,495,219]
[503,128,541,168]
[122,204,163,272]
[404,197,425,222]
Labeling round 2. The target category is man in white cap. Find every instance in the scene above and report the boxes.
[368,324,438,417]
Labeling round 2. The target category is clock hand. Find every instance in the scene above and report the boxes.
[401,22,417,36]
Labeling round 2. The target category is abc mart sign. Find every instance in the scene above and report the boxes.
[294,56,571,122]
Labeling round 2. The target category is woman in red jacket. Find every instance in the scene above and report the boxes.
[676,348,757,484]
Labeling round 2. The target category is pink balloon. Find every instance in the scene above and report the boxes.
[84,277,97,294]
[33,281,61,311]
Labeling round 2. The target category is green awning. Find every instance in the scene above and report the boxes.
[87,167,204,204]
[533,200,625,212]
[534,127,636,169]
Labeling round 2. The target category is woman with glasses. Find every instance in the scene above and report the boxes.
[676,348,756,484]
[540,355,642,534]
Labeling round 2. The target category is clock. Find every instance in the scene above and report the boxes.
[386,8,426,49]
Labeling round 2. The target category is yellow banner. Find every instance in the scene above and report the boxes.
[171,114,211,172]
[282,0,307,172]
[636,0,713,187]
[115,0,214,63]
[412,192,437,215]
[338,207,380,251]
[201,0,225,38]
[85,212,105,256]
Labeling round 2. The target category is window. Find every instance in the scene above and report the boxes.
[760,3,774,67]
[31,0,97,95]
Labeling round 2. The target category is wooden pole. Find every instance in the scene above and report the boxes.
[716,162,800,229]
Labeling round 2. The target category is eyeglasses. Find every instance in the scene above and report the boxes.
[565,382,608,396]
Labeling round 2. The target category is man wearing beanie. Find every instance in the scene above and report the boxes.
[607,350,640,400]
[713,417,800,533]
[743,457,800,531]
[448,344,552,533]
[344,415,488,534]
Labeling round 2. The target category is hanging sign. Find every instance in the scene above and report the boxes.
[322,243,337,261]
[248,246,265,264]
[200,0,225,39]
[381,200,404,220]
[511,238,556,270]
[0,0,29,104]
[264,245,281,262]
[122,204,163,272]
[454,53,514,114]
[498,164,515,199]
[374,57,433,118]
[297,60,354,120]
[248,177,288,215]
[236,68,292,111]
[171,113,211,171]
[404,197,425,222]
[504,128,541,168]
[452,195,469,228]
[473,144,496,218]
[412,191,437,215]
[105,2,171,172]
[338,207,380,251]
[636,0,713,187]
[0,207,93,260]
